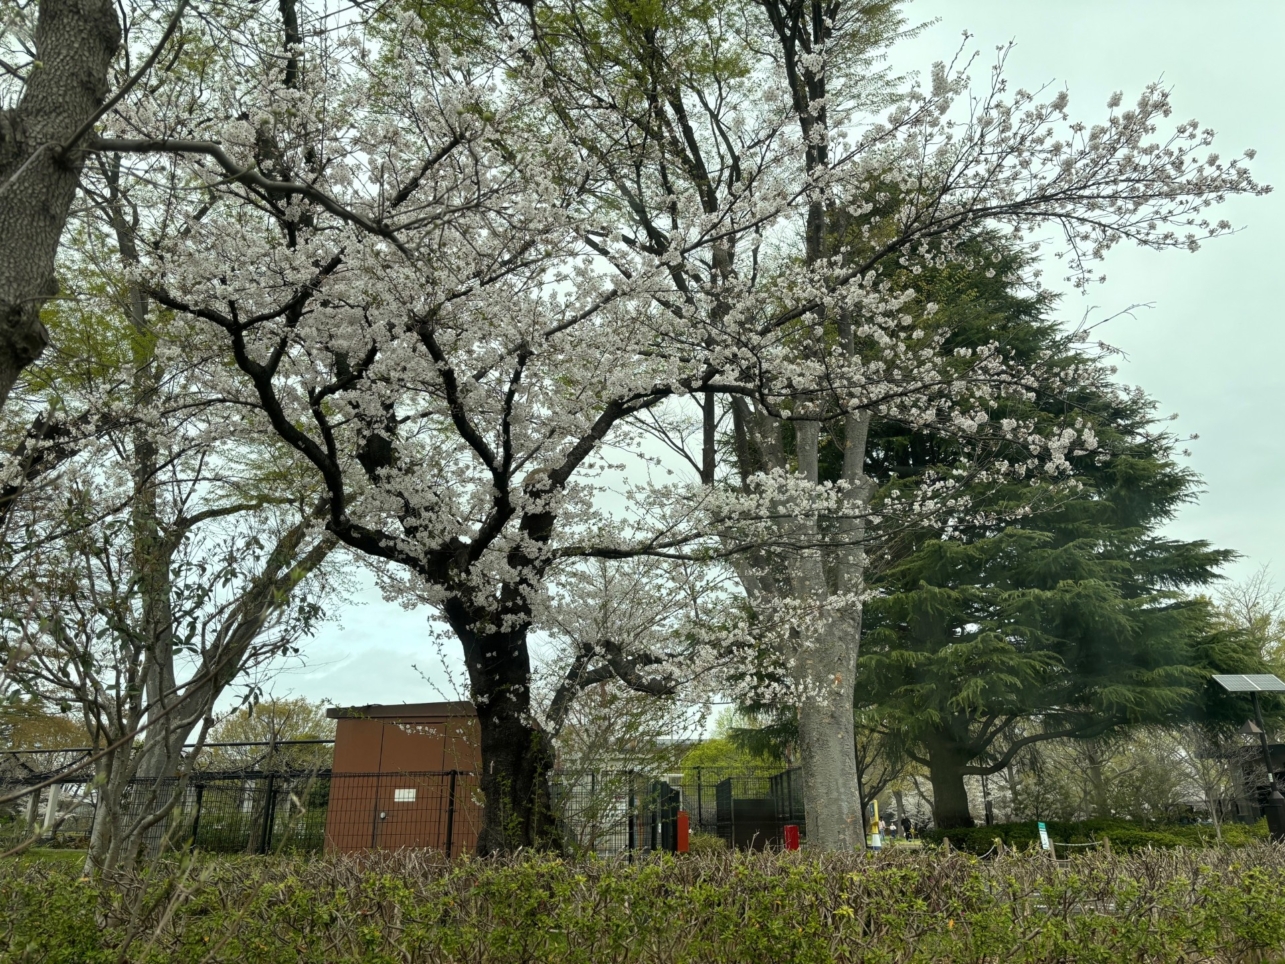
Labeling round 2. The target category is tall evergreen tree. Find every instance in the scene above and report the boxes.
[856,242,1250,829]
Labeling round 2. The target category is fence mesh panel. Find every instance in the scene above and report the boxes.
[2,765,805,855]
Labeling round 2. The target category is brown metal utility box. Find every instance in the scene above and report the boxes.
[323,701,482,854]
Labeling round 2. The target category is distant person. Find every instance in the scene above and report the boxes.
[901,815,912,839]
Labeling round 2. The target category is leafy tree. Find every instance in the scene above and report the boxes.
[0,144,340,871]
[854,246,1254,828]
[1215,568,1285,673]
[203,697,335,774]
[0,695,83,748]
[524,0,1264,850]
[682,709,782,771]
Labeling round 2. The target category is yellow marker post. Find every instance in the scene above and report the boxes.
[869,799,882,850]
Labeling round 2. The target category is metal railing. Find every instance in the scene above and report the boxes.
[554,766,805,854]
[2,764,805,856]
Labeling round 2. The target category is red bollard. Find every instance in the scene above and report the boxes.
[783,824,800,851]
[677,810,689,853]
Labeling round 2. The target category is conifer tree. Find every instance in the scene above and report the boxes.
[857,241,1248,830]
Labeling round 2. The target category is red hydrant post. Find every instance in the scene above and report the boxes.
[783,824,800,851]
[677,811,689,853]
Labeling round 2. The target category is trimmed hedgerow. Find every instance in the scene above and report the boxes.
[924,817,1270,855]
[2,846,1284,962]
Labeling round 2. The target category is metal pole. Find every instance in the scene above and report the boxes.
[1251,692,1285,841]
[730,775,736,849]
[445,770,457,858]
[696,768,702,832]
[1252,692,1277,789]
[190,784,205,851]
[627,771,635,861]
[590,771,598,845]
[259,773,276,854]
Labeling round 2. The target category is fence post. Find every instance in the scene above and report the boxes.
[695,768,702,833]
[190,784,205,851]
[445,770,457,858]
[259,774,277,854]
[627,771,636,861]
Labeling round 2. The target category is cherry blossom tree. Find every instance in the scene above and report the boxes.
[84,2,727,851]
[521,0,1269,850]
[57,0,1267,854]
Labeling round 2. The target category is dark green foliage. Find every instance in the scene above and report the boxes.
[4,848,1285,962]
[849,235,1269,828]
[924,817,1271,855]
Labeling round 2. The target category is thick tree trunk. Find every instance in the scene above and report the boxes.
[447,605,558,854]
[926,736,976,830]
[787,419,870,852]
[796,635,863,850]
[726,405,872,851]
[0,0,119,408]
[474,698,558,854]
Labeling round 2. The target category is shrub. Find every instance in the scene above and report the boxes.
[685,831,728,854]
[1,846,1284,962]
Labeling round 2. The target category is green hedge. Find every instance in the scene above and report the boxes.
[924,817,1269,854]
[3,846,1285,962]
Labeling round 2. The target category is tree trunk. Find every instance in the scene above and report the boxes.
[474,698,558,854]
[0,0,119,408]
[795,621,864,851]
[926,736,976,830]
[893,789,907,827]
[447,605,558,854]
[1005,761,1020,820]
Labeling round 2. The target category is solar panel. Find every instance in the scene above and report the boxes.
[1213,674,1285,693]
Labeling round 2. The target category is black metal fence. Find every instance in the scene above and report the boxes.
[2,765,805,856]
[0,770,334,854]
[553,767,805,855]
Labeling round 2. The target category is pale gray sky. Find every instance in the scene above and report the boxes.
[889,0,1284,584]
[258,1,1284,711]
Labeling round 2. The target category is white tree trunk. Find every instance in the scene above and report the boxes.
[40,783,62,834]
[795,620,863,850]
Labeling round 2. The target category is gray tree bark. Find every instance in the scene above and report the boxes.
[0,0,119,409]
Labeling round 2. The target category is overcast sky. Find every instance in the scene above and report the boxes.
[251,1,1284,712]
